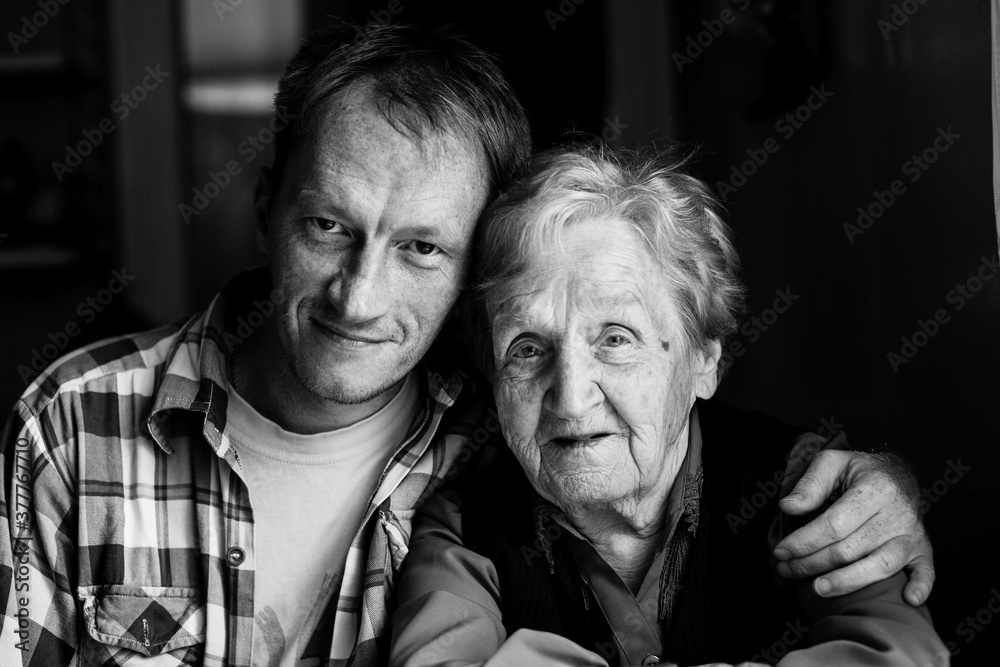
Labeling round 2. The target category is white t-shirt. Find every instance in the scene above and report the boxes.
[225,373,424,667]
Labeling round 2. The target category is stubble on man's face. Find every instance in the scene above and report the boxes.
[260,84,490,411]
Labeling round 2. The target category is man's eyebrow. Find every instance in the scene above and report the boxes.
[292,188,342,209]
[290,190,462,243]
[289,188,360,223]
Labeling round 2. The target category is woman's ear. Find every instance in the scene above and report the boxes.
[253,167,275,255]
[693,339,722,399]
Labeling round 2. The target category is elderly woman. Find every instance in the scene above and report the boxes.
[390,146,946,666]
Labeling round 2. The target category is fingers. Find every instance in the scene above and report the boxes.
[772,446,937,603]
[778,449,851,516]
[902,551,936,607]
[775,472,886,559]
[780,534,915,599]
[775,519,881,580]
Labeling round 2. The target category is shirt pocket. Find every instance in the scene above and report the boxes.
[77,585,205,663]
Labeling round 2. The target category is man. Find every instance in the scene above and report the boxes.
[1,21,932,667]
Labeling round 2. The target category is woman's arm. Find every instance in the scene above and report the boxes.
[775,572,948,666]
[768,501,949,666]
[390,489,607,667]
[390,488,505,667]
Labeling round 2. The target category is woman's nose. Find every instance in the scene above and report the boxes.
[545,347,602,420]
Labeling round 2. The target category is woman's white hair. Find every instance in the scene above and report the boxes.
[469,143,745,380]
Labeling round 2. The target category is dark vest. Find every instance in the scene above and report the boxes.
[459,399,806,666]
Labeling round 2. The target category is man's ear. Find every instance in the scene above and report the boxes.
[693,339,722,400]
[253,167,275,256]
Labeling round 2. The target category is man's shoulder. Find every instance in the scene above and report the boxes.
[14,315,199,426]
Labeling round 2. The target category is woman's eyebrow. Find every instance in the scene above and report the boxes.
[491,314,528,340]
[394,224,460,247]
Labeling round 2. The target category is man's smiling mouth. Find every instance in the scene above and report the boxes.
[311,318,394,346]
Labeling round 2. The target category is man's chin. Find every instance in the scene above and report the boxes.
[277,329,417,405]
[292,359,404,406]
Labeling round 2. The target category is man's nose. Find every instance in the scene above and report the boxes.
[545,347,602,421]
[327,246,389,322]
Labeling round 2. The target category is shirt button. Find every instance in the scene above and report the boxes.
[227,546,246,567]
[641,656,660,666]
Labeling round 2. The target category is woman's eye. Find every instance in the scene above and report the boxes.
[512,343,543,359]
[603,333,630,347]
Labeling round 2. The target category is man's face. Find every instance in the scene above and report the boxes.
[256,84,489,404]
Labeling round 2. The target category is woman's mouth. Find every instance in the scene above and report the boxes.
[549,433,615,447]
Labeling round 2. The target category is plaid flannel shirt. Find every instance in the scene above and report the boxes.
[0,269,484,666]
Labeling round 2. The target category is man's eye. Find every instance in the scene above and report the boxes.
[403,240,441,256]
[310,217,347,233]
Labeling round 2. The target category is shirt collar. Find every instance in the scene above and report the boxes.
[146,266,468,455]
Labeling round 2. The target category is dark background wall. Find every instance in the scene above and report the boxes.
[0,1,996,664]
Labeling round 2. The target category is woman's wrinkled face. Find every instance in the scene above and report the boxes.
[491,217,720,513]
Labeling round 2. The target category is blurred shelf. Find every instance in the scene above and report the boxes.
[182,75,281,116]
[0,244,78,271]
[0,52,63,74]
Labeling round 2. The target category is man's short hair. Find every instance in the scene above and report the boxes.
[470,143,746,380]
[272,20,532,199]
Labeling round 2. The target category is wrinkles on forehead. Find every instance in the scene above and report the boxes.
[490,225,674,354]
[278,82,489,255]
[493,275,650,335]
[318,105,482,186]
[287,82,486,191]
